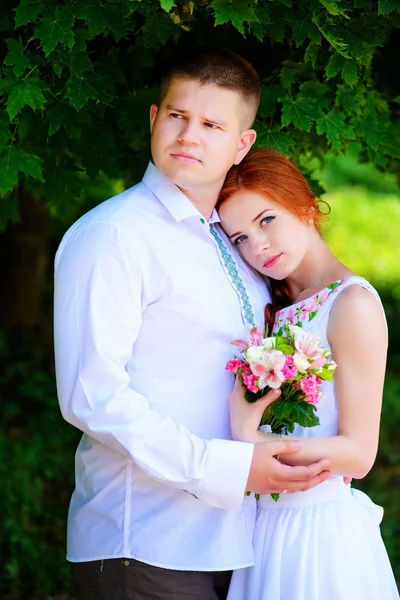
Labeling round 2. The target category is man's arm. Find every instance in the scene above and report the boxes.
[54,220,257,509]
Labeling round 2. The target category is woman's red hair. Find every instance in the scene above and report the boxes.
[217,147,326,333]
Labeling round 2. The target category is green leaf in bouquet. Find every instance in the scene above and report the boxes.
[275,343,294,355]
[317,369,334,381]
[290,401,319,428]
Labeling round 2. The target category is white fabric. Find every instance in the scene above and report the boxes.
[54,162,270,570]
[227,276,399,599]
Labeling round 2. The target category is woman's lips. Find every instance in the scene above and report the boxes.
[263,253,282,268]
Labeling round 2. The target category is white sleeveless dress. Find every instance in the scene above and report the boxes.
[227,276,399,600]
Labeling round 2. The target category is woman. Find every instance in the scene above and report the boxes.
[217,148,399,600]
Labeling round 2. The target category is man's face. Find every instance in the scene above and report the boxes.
[149,78,256,201]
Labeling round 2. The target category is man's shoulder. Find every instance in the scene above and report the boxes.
[68,179,166,235]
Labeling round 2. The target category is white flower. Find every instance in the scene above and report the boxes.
[293,351,310,373]
[262,337,276,350]
[289,325,324,361]
[244,346,265,363]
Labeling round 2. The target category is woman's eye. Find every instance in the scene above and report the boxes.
[233,235,246,246]
[204,122,219,129]
[261,215,275,226]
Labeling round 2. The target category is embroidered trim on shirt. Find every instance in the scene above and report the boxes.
[209,224,256,328]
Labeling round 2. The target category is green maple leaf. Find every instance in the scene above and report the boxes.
[378,0,400,14]
[46,103,82,138]
[280,61,303,90]
[304,42,319,67]
[318,0,349,17]
[4,39,31,77]
[289,12,321,47]
[76,0,126,37]
[211,0,258,35]
[341,61,358,87]
[14,0,42,27]
[6,77,47,121]
[258,85,283,118]
[0,112,11,150]
[279,96,323,132]
[66,76,103,111]
[0,145,43,194]
[159,0,175,11]
[255,124,295,154]
[325,53,345,79]
[316,110,355,149]
[142,11,179,48]
[335,84,364,116]
[34,6,75,56]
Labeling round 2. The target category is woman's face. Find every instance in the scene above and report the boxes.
[218,189,312,280]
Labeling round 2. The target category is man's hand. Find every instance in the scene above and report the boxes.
[247,441,331,495]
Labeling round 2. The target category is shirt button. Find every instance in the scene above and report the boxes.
[123,560,130,566]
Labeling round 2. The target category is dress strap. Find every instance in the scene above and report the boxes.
[316,276,387,333]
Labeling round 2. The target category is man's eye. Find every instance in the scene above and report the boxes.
[233,235,246,246]
[204,122,219,129]
[170,113,184,119]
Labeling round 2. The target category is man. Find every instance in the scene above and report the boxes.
[54,49,330,600]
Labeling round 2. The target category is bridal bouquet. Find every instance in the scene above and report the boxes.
[226,323,336,499]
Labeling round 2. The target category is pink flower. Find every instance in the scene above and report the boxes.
[241,363,252,376]
[309,356,327,369]
[282,355,298,380]
[231,338,249,352]
[225,359,246,374]
[243,374,259,393]
[299,374,322,404]
[249,349,286,389]
[248,326,265,347]
[231,326,264,352]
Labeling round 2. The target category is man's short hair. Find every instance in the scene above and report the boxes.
[158,48,260,129]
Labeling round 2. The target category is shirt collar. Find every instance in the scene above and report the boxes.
[142,162,220,224]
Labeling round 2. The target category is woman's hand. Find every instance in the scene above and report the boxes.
[228,376,281,442]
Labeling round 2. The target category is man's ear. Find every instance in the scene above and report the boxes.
[233,129,257,165]
[149,104,159,133]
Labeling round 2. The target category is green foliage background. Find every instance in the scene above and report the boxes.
[1,1,400,598]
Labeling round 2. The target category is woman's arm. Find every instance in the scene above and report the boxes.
[229,285,388,479]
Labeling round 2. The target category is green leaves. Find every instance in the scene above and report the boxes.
[14,0,42,28]
[75,0,126,37]
[65,76,102,111]
[316,110,355,150]
[378,0,400,14]
[33,6,75,56]
[0,145,43,195]
[255,125,296,154]
[0,75,48,121]
[210,0,258,34]
[4,39,31,78]
[280,95,323,132]
[159,0,175,11]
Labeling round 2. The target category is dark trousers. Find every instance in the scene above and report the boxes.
[71,558,232,600]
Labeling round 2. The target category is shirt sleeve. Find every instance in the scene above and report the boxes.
[54,220,253,510]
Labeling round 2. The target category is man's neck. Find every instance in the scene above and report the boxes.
[176,182,223,221]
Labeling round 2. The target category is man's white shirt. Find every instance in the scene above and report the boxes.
[54,162,271,570]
